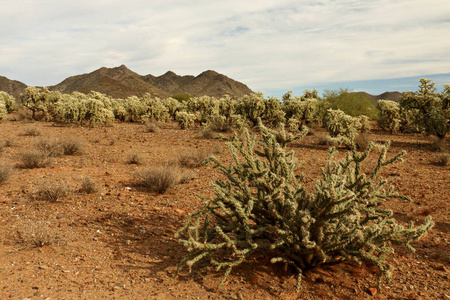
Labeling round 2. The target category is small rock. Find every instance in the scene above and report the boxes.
[56,214,65,219]
[39,265,48,270]
[175,208,186,216]
[368,287,377,296]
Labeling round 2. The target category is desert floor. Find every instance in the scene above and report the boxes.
[0,120,448,299]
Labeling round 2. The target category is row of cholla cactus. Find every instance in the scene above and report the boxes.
[175,121,433,290]
[377,79,449,139]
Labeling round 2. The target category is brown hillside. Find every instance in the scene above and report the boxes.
[49,66,254,99]
[50,65,169,98]
[0,76,27,98]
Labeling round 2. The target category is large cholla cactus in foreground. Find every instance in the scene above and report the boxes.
[175,122,433,290]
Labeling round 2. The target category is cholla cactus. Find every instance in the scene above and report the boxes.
[325,109,361,137]
[175,111,196,129]
[175,122,433,290]
[21,86,51,120]
[377,100,402,133]
[0,100,6,121]
[400,78,449,139]
[0,91,16,113]
[237,93,285,127]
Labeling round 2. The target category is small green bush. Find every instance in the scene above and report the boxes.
[175,122,433,290]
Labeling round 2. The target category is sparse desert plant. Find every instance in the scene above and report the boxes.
[126,153,144,165]
[35,138,63,157]
[22,126,41,136]
[200,127,216,139]
[0,163,13,184]
[175,149,210,168]
[59,137,84,155]
[16,219,65,248]
[134,167,183,193]
[175,122,433,291]
[144,120,161,133]
[80,176,98,194]
[434,153,449,166]
[19,149,52,168]
[354,132,371,151]
[37,180,68,202]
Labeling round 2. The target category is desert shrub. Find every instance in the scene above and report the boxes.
[354,132,371,151]
[144,120,161,133]
[80,177,98,194]
[175,122,433,290]
[200,127,216,139]
[176,111,196,130]
[322,89,379,120]
[134,167,182,193]
[175,150,210,168]
[35,138,63,157]
[38,180,68,202]
[16,220,65,248]
[0,163,13,184]
[377,100,402,133]
[59,137,84,155]
[22,126,41,136]
[19,149,52,168]
[126,153,144,165]
[400,79,450,139]
[171,93,191,102]
[434,153,449,166]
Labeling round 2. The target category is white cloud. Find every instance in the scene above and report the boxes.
[0,0,449,94]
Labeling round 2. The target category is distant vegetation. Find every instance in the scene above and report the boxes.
[0,79,447,143]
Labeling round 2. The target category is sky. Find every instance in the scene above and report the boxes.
[1,0,450,98]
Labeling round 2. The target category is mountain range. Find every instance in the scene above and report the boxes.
[0,66,401,103]
[0,65,254,99]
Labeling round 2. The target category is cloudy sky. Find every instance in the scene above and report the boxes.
[1,0,449,97]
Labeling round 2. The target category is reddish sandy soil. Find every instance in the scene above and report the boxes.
[0,120,448,300]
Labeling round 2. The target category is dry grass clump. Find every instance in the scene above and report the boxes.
[174,149,210,168]
[35,138,63,157]
[37,180,68,202]
[200,127,216,139]
[22,126,41,136]
[317,135,338,146]
[354,133,371,151]
[16,219,66,248]
[0,163,13,184]
[431,138,448,153]
[59,137,84,155]
[3,138,15,147]
[126,153,144,165]
[144,120,161,133]
[19,149,52,168]
[134,166,193,193]
[80,176,99,194]
[434,153,449,166]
